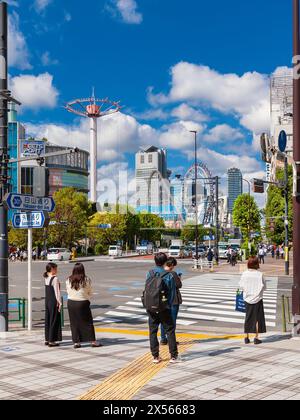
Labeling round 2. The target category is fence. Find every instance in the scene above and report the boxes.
[8,298,26,328]
[193,259,214,272]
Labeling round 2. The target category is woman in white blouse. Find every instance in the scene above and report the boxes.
[239,257,267,345]
[66,263,101,349]
[44,263,62,347]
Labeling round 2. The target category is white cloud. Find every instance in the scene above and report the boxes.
[203,124,244,144]
[8,12,31,70]
[34,0,52,13]
[171,104,209,122]
[25,112,157,161]
[41,51,59,66]
[10,73,59,110]
[148,62,271,137]
[108,0,143,24]
[159,120,205,150]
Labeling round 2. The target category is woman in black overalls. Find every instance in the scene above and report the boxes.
[44,263,62,347]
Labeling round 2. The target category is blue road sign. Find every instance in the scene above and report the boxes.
[4,193,55,212]
[278,130,287,153]
[98,224,112,229]
[12,211,50,229]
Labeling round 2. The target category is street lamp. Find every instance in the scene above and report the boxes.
[190,130,199,268]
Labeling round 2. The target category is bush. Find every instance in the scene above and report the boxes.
[94,244,107,256]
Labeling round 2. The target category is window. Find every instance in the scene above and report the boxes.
[148,154,153,163]
[141,155,145,164]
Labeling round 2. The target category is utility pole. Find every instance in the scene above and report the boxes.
[0,2,8,333]
[292,0,300,317]
[215,176,219,265]
[190,130,199,268]
[284,156,290,276]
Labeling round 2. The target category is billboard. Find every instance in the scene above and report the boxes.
[20,141,45,158]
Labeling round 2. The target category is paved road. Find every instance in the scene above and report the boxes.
[7,259,287,332]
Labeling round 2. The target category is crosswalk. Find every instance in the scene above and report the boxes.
[94,274,278,328]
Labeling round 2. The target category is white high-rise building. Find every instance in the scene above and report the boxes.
[270,67,293,154]
[135,146,170,215]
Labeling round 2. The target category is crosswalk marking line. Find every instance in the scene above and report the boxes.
[181,293,277,302]
[181,288,278,296]
[125,300,277,313]
[106,311,148,320]
[176,312,276,327]
[114,305,276,320]
[181,286,278,293]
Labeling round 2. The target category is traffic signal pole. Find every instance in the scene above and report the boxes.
[0,2,8,333]
[292,0,300,322]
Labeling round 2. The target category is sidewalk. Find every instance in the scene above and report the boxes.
[1,328,300,400]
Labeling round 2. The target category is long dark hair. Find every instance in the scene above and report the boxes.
[43,263,57,278]
[69,263,89,290]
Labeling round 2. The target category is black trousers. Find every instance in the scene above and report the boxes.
[147,309,178,358]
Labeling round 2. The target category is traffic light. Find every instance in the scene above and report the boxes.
[33,167,49,197]
[252,179,265,194]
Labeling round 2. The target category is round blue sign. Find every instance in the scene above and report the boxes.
[278,130,287,153]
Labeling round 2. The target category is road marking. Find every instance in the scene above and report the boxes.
[114,295,134,299]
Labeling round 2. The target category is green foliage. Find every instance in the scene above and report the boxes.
[232,194,261,239]
[180,224,209,243]
[47,188,90,247]
[265,166,293,245]
[136,213,165,242]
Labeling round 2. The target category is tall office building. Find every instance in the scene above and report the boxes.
[270,67,293,154]
[135,146,170,215]
[228,168,243,214]
[170,175,186,221]
[8,104,25,194]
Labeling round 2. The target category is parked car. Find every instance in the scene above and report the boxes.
[192,245,207,258]
[47,248,72,262]
[108,245,123,257]
[168,245,184,259]
[183,246,193,258]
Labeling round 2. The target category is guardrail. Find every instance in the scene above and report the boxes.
[193,259,214,272]
[8,298,26,328]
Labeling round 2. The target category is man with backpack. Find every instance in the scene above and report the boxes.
[142,253,179,364]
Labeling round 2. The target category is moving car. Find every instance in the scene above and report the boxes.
[108,245,123,257]
[47,248,72,262]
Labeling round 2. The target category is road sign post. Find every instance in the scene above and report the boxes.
[4,193,55,213]
[28,228,32,331]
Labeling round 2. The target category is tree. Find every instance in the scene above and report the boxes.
[180,224,209,243]
[265,166,293,245]
[136,214,165,243]
[232,194,261,240]
[47,188,90,247]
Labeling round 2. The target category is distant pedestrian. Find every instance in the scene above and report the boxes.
[280,246,285,260]
[142,253,179,364]
[207,248,214,266]
[32,249,37,261]
[239,257,267,345]
[160,257,182,345]
[258,247,265,265]
[44,262,62,347]
[66,263,101,349]
[271,247,275,259]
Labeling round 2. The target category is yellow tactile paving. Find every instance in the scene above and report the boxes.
[79,337,195,401]
[79,328,247,400]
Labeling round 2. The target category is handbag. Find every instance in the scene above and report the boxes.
[235,290,246,313]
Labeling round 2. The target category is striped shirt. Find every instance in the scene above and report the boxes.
[239,270,266,304]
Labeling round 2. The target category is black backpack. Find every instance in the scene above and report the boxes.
[141,271,169,313]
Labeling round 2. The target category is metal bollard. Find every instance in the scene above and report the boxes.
[285,296,291,324]
[60,296,64,328]
[22,298,26,329]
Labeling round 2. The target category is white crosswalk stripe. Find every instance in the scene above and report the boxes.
[97,274,278,328]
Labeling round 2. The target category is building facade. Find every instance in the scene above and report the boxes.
[135,146,170,215]
[8,105,25,194]
[228,168,243,214]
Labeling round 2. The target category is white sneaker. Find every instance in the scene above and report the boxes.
[153,357,162,364]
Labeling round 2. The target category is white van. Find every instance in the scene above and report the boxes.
[109,245,123,257]
[47,248,72,262]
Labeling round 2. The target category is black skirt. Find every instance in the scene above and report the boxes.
[67,300,96,343]
[244,300,267,334]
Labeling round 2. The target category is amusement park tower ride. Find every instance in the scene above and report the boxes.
[65,91,121,202]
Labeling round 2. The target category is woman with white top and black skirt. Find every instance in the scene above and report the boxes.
[44,263,62,347]
[239,256,267,345]
[66,263,102,349]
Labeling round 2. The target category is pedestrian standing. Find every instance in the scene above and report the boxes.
[143,253,179,364]
[258,247,265,265]
[160,258,182,346]
[44,263,62,347]
[239,257,267,345]
[280,246,285,260]
[276,247,280,260]
[207,248,214,267]
[66,263,101,349]
[271,246,275,259]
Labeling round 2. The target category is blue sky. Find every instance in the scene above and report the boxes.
[7,0,293,201]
